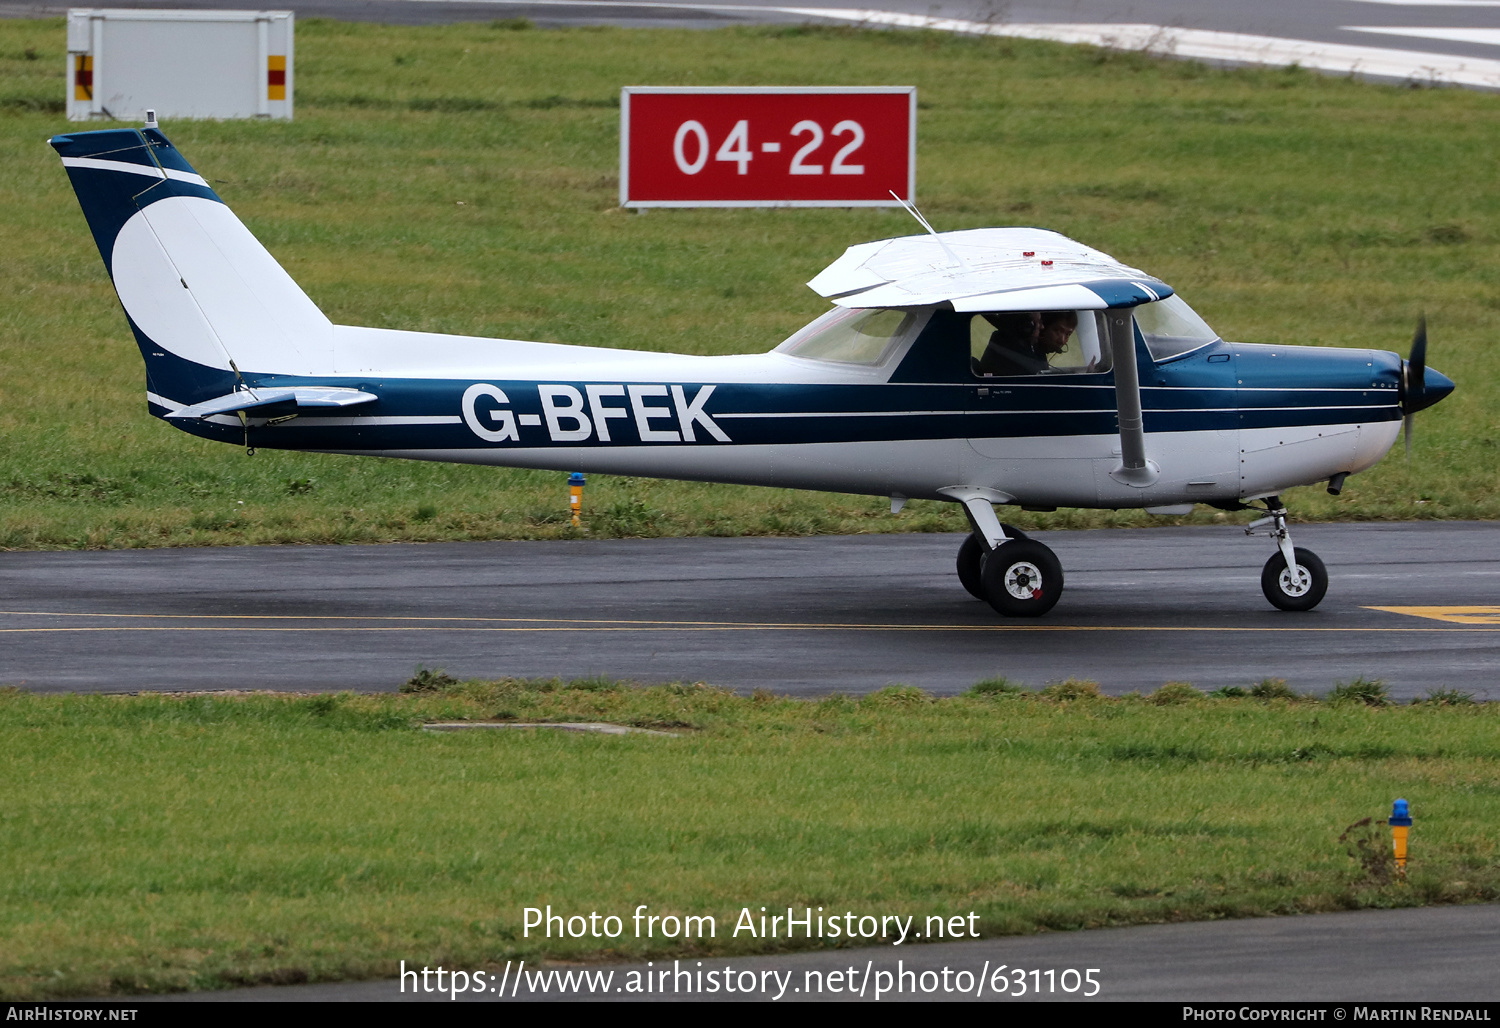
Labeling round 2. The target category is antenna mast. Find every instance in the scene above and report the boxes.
[889,191,967,269]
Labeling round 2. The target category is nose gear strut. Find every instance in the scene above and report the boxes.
[1245,496,1328,611]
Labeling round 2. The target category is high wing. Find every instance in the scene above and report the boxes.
[808,228,1174,312]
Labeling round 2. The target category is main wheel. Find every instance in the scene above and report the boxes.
[956,526,1032,601]
[981,538,1064,617]
[1260,547,1328,612]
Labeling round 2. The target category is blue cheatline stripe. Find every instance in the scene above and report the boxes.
[147,368,1400,454]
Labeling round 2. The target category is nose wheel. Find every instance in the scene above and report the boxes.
[1248,496,1328,611]
[1260,547,1327,611]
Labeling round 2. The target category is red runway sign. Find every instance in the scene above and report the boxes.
[620,87,916,208]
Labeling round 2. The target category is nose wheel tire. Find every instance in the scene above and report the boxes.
[956,527,1031,601]
[981,538,1063,617]
[1260,547,1328,612]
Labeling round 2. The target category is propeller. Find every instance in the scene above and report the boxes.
[1403,316,1426,456]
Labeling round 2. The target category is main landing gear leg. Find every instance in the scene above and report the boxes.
[954,497,1063,617]
[1248,495,1328,612]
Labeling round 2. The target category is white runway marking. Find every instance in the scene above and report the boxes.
[367,0,1500,87]
[1346,1,1500,7]
[776,11,1500,88]
[1345,25,1500,45]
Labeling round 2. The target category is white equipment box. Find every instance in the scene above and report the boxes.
[66,9,293,122]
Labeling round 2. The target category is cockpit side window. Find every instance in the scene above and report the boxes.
[1133,295,1220,360]
[777,307,925,366]
[969,310,1111,377]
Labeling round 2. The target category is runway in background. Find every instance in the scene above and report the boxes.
[7,0,1500,88]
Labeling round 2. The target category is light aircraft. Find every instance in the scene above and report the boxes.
[50,120,1453,617]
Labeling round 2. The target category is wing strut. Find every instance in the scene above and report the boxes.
[1105,310,1160,488]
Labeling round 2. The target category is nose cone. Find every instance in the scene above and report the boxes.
[1426,366,1456,404]
[1404,364,1455,415]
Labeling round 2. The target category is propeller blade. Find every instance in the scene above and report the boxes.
[1400,315,1429,417]
[1405,413,1413,458]
[1409,315,1427,398]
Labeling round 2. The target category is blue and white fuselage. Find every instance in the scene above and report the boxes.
[51,124,1453,614]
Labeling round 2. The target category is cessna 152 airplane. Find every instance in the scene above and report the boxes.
[50,121,1454,617]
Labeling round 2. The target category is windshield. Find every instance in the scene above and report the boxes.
[1134,295,1219,360]
[777,307,922,366]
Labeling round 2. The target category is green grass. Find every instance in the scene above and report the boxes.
[1,19,1497,549]
[1,680,1496,998]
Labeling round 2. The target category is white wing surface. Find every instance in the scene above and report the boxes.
[808,228,1170,309]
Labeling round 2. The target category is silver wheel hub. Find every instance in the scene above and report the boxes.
[1278,564,1311,597]
[1003,561,1045,600]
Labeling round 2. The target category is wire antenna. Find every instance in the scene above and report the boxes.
[890,190,967,269]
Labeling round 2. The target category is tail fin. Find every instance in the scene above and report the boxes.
[50,126,333,406]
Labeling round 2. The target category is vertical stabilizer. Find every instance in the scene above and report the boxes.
[50,126,334,405]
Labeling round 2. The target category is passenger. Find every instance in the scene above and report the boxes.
[973,311,1047,376]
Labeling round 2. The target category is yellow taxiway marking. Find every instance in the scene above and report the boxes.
[1366,606,1500,625]
[0,611,1494,633]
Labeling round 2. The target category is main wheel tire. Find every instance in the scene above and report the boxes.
[1260,547,1328,612]
[981,538,1064,617]
[956,534,986,599]
[957,526,1033,601]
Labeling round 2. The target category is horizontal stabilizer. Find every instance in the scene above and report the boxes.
[165,386,377,420]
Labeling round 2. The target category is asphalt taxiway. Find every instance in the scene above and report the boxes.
[3,522,1496,698]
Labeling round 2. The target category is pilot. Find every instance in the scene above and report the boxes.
[973,311,1047,376]
[1037,310,1078,360]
